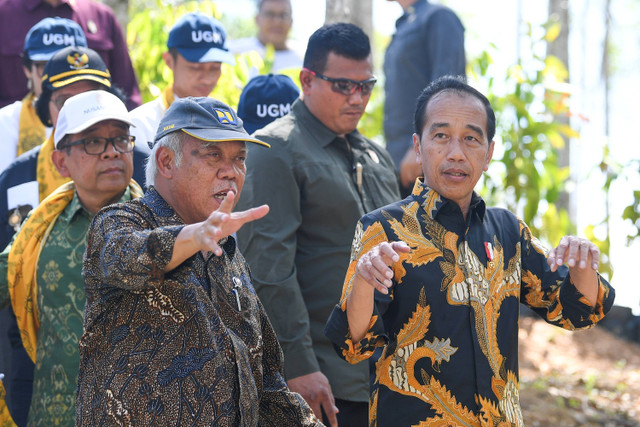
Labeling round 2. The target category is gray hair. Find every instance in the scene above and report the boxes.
[145,131,184,186]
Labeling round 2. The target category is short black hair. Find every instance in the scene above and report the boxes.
[303,23,370,73]
[414,75,496,142]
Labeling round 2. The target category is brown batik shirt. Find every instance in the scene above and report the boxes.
[76,187,322,427]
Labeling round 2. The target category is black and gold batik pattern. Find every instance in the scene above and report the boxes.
[325,179,614,426]
[76,187,321,427]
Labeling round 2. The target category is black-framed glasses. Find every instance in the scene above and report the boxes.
[303,68,377,96]
[60,135,135,155]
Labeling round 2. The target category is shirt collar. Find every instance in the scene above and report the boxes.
[396,0,428,28]
[411,178,486,222]
[59,187,133,224]
[291,99,364,149]
[26,0,74,11]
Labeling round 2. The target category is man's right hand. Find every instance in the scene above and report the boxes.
[287,371,339,427]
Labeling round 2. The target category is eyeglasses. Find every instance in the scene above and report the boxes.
[260,11,291,21]
[303,68,377,96]
[60,135,135,155]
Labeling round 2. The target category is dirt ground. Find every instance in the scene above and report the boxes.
[519,315,640,426]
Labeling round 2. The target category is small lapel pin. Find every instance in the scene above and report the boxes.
[484,242,494,261]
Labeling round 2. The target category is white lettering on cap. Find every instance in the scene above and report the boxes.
[256,103,292,118]
[191,30,222,44]
[43,33,77,46]
[83,105,105,114]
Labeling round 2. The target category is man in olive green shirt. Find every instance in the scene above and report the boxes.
[236,23,400,427]
[0,90,141,426]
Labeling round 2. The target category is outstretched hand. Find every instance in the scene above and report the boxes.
[196,191,269,256]
[355,241,411,294]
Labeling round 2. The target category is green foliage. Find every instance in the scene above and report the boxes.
[127,0,301,110]
[468,23,576,247]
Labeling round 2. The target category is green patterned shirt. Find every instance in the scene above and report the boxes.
[0,189,131,427]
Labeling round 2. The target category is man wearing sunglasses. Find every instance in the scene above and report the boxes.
[236,23,400,427]
[0,90,143,426]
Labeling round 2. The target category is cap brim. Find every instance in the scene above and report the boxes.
[51,75,111,89]
[177,47,236,65]
[181,128,270,148]
[28,51,57,61]
[57,114,136,148]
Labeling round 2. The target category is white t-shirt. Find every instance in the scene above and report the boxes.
[129,96,166,155]
[0,100,52,174]
[227,37,304,73]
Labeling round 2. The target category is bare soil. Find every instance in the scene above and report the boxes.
[519,316,640,426]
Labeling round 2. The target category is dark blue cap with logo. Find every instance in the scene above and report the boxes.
[167,12,235,65]
[24,17,88,61]
[152,97,270,148]
[41,46,111,92]
[237,73,300,135]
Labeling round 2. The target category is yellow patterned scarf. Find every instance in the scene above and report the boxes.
[7,180,144,363]
[36,133,70,202]
[161,85,175,110]
[17,92,46,156]
[0,380,17,427]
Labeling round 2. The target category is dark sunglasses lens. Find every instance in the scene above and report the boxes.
[361,81,376,95]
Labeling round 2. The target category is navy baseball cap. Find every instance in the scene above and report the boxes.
[24,17,87,61]
[237,74,300,134]
[167,12,235,65]
[41,46,111,92]
[153,97,270,149]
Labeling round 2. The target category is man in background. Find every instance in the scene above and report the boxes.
[0,0,141,110]
[0,17,87,174]
[384,0,466,196]
[228,0,303,72]
[237,23,400,427]
[130,12,235,150]
[0,90,142,427]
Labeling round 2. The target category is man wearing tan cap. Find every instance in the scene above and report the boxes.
[0,90,143,426]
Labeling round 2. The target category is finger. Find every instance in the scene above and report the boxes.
[309,401,323,422]
[217,191,236,215]
[588,243,600,270]
[390,241,411,254]
[356,259,390,294]
[554,236,569,267]
[566,237,580,268]
[231,204,269,224]
[576,240,590,269]
[379,243,402,264]
[320,397,339,427]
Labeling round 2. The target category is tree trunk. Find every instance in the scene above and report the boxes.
[324,0,372,38]
[547,0,572,221]
[99,0,130,36]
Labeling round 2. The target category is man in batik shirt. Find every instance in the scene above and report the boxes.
[325,76,615,426]
[0,90,142,426]
[76,97,322,426]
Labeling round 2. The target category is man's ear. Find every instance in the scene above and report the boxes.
[299,68,313,95]
[484,140,495,171]
[413,133,422,165]
[51,150,72,178]
[155,146,175,179]
[162,51,174,71]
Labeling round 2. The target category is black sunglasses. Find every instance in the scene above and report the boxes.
[303,68,377,96]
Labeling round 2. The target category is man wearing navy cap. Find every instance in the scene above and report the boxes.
[76,96,322,426]
[237,73,300,134]
[0,17,87,173]
[0,0,141,110]
[130,12,236,150]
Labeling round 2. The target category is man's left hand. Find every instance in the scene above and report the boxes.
[547,236,599,272]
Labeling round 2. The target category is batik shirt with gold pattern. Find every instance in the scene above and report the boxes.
[0,189,132,426]
[325,179,614,426]
[76,187,321,427]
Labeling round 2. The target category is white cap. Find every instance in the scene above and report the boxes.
[54,91,135,148]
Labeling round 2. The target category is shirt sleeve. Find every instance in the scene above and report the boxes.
[256,296,323,426]
[83,203,183,291]
[236,141,319,380]
[519,219,615,329]
[424,8,466,80]
[324,217,391,364]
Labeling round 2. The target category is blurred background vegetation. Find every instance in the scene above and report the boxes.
[125,0,640,281]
